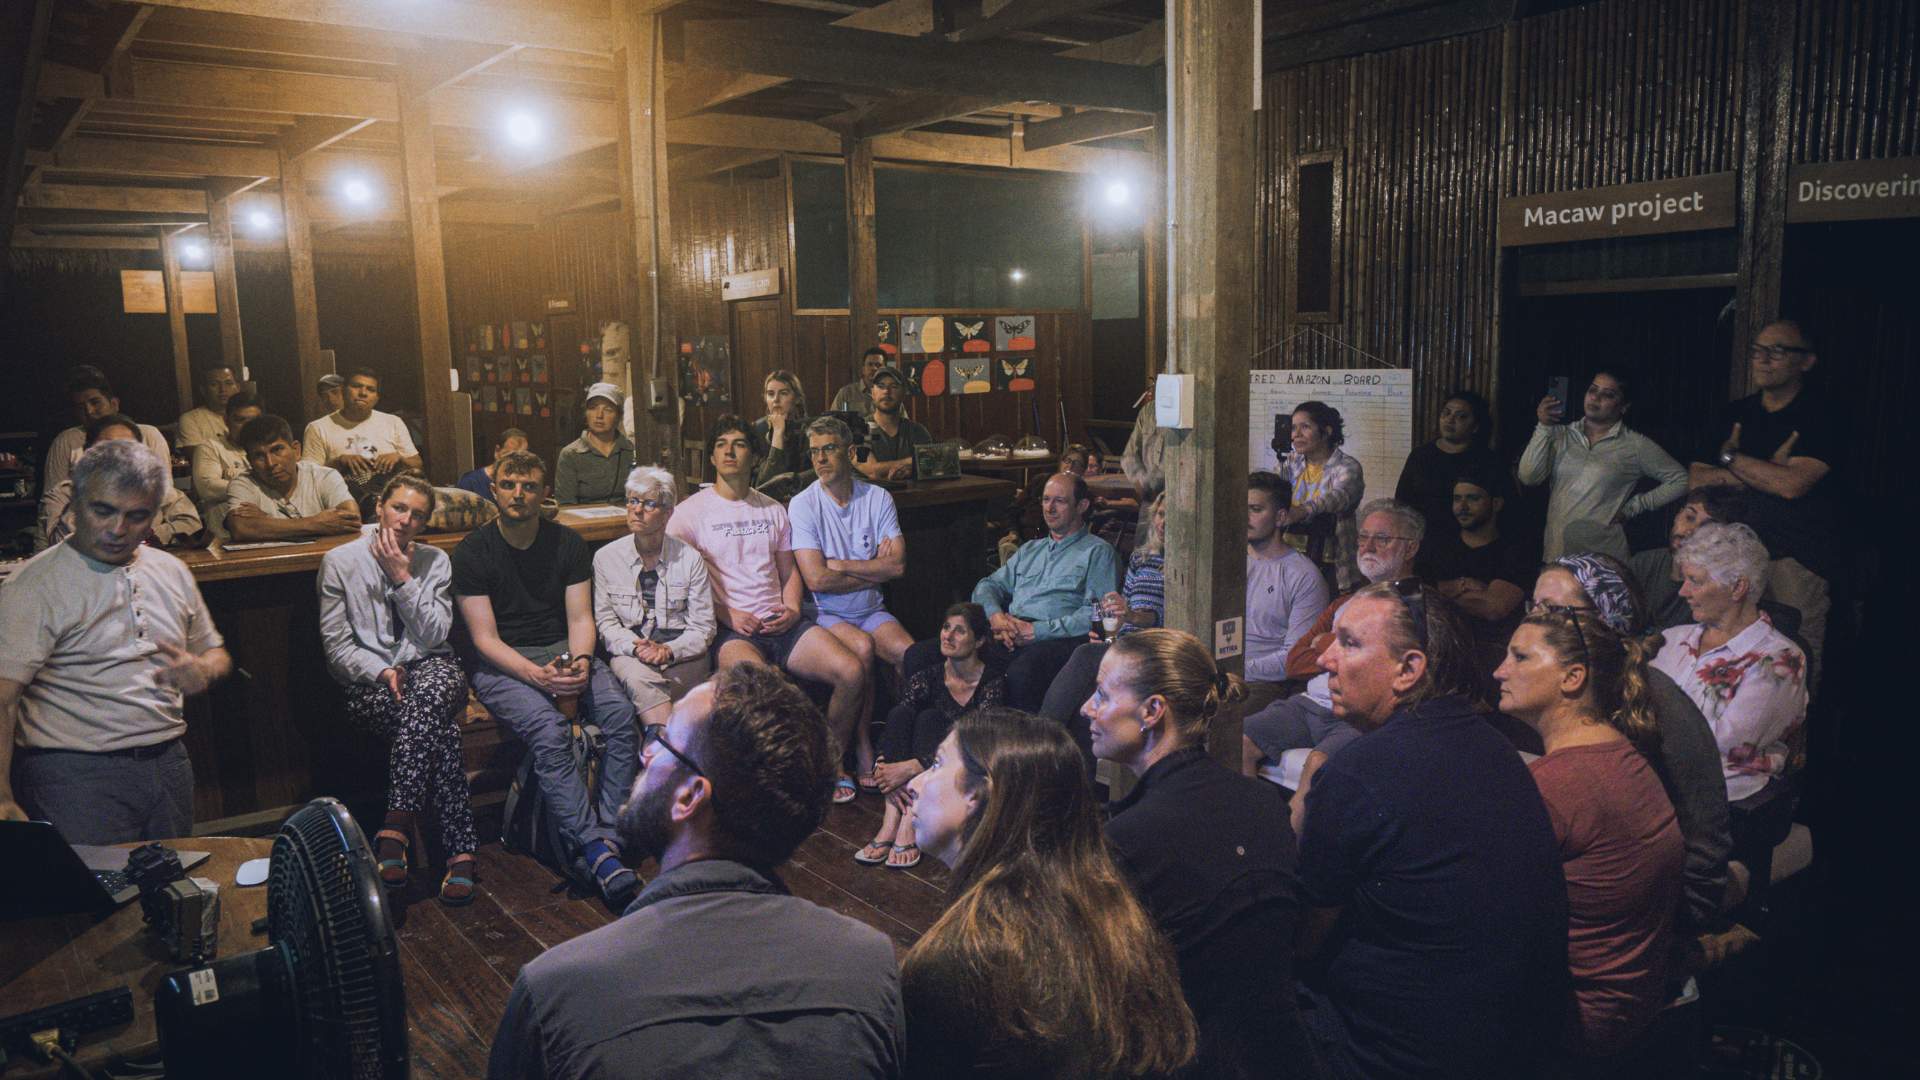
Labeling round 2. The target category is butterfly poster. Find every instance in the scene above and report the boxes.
[995,356,1036,392]
[529,355,548,383]
[994,315,1036,351]
[512,354,531,384]
[876,317,899,355]
[901,316,944,354]
[481,386,500,413]
[481,355,499,383]
[511,321,531,352]
[514,388,533,416]
[465,354,483,388]
[909,355,947,397]
[534,389,552,418]
[951,358,992,394]
[529,320,547,350]
[950,317,992,353]
[474,324,498,352]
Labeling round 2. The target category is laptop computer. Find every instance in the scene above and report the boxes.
[0,820,210,920]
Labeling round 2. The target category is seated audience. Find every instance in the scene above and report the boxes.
[555,384,635,505]
[791,416,912,705]
[667,416,868,801]
[1240,499,1422,826]
[1089,629,1313,1079]
[1495,607,1684,1063]
[176,364,240,449]
[1059,443,1100,477]
[1532,554,1732,935]
[1394,389,1504,542]
[1686,319,1836,688]
[457,427,529,502]
[452,450,641,908]
[752,370,811,484]
[593,467,714,728]
[1038,492,1165,766]
[859,603,1006,871]
[313,372,344,422]
[189,390,262,530]
[1278,401,1366,591]
[39,414,204,550]
[318,476,477,906]
[0,441,231,843]
[489,664,903,1079]
[901,708,1196,1078]
[1296,581,1565,1080]
[906,472,1120,712]
[225,414,361,541]
[1650,523,1808,811]
[302,368,423,511]
[44,364,173,492]
[1420,467,1534,671]
[1244,471,1331,715]
[856,366,932,481]
[1519,369,1687,560]
[829,346,887,418]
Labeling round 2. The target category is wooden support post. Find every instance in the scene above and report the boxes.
[207,194,245,373]
[159,228,193,416]
[395,88,457,482]
[1165,0,1255,768]
[615,0,675,466]
[1143,112,1167,384]
[843,134,878,375]
[1733,0,1797,398]
[279,150,327,400]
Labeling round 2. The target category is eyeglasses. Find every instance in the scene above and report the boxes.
[1388,578,1428,651]
[1525,600,1591,659]
[807,444,846,458]
[1356,532,1413,546]
[642,724,705,777]
[625,496,667,511]
[1749,341,1811,360]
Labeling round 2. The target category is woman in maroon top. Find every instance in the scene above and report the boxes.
[1495,605,1684,1069]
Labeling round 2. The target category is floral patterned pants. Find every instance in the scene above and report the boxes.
[343,654,479,856]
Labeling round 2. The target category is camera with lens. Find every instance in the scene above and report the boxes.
[127,842,221,964]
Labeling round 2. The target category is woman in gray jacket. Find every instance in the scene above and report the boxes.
[593,466,716,727]
[318,474,477,905]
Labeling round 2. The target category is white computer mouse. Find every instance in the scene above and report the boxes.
[235,858,271,887]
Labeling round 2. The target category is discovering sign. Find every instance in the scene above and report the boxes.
[1498,173,1737,247]
[1786,158,1920,223]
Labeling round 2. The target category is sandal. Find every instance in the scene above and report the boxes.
[886,843,921,870]
[832,776,858,804]
[853,840,891,866]
[438,855,477,907]
[374,829,410,890]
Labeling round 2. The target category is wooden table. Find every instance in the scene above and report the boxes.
[1083,472,1138,499]
[0,837,272,1079]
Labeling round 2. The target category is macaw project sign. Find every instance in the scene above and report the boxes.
[1786,158,1920,223]
[1498,172,1737,246]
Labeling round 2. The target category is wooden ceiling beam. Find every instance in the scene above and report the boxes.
[1020,107,1151,151]
[276,115,375,161]
[400,43,521,101]
[17,206,207,227]
[948,0,1124,45]
[19,183,209,214]
[668,145,778,179]
[1264,0,1519,70]
[124,1,615,56]
[32,137,279,178]
[664,69,786,120]
[665,111,1143,173]
[671,18,1162,112]
[3,0,55,229]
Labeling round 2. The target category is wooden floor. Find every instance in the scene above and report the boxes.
[395,794,948,1079]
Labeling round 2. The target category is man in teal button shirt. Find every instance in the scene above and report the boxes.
[902,473,1119,709]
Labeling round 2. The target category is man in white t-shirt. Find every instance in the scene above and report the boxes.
[666,416,870,801]
[43,364,173,493]
[302,369,422,506]
[0,440,231,843]
[225,414,360,541]
[176,365,240,449]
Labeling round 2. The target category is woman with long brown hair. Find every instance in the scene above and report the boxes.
[901,708,1195,1078]
[1495,606,1684,1067]
[1088,629,1316,1079]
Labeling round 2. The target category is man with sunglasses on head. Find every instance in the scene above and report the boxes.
[1293,580,1565,1080]
[1685,319,1836,688]
[489,663,903,1080]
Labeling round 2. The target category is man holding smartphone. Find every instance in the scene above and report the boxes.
[453,450,640,908]
[1518,369,1687,560]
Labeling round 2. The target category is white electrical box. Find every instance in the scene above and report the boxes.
[1154,373,1195,429]
[721,268,780,300]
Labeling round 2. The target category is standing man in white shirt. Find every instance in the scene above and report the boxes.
[43,364,173,494]
[176,365,240,449]
[0,440,231,843]
[302,369,423,509]
[1517,369,1687,561]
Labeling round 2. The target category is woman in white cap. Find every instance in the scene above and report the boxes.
[555,381,637,505]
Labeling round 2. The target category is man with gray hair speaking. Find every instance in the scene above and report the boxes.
[0,440,232,843]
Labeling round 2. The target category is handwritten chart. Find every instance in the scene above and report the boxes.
[1249,369,1414,508]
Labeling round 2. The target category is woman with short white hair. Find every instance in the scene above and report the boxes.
[592,466,716,725]
[1651,522,1808,805]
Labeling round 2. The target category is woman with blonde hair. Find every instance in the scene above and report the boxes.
[902,708,1196,1078]
[1495,606,1684,1067]
[1087,628,1316,1079]
[752,369,811,484]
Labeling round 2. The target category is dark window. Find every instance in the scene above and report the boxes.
[792,159,850,310]
[1295,157,1337,318]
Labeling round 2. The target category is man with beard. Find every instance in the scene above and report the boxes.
[830,347,888,419]
[489,664,903,1079]
[1418,467,1533,673]
[1240,500,1422,830]
[223,414,360,541]
[855,366,931,482]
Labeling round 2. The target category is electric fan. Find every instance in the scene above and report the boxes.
[153,797,409,1078]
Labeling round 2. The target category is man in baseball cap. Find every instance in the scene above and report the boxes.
[858,366,932,482]
[555,382,636,505]
[313,373,344,422]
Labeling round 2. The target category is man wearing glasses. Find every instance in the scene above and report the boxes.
[592,466,715,729]
[490,664,904,1079]
[1685,319,1836,686]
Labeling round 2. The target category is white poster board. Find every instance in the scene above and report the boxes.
[1249,369,1414,507]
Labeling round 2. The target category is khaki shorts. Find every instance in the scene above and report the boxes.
[609,652,712,715]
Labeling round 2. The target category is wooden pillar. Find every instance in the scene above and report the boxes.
[1165,0,1255,768]
[1734,0,1797,397]
[207,194,245,373]
[396,88,457,482]
[843,134,878,371]
[1143,112,1168,383]
[615,0,675,466]
[279,151,327,399]
[159,228,193,415]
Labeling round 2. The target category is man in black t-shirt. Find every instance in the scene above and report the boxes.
[452,450,640,908]
[1687,319,1836,683]
[1420,469,1533,673]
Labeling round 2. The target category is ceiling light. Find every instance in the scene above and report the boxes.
[1009,268,1026,283]
[181,241,207,262]
[504,109,543,148]
[341,176,373,205]
[1104,180,1131,206]
[247,209,273,231]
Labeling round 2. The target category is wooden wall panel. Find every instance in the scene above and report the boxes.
[1789,0,1920,162]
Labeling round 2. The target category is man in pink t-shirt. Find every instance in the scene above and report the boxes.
[667,416,868,801]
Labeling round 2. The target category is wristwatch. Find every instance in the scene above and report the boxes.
[1718,449,1737,467]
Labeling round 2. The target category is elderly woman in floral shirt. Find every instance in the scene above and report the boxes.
[1275,400,1366,591]
[1651,521,1808,807]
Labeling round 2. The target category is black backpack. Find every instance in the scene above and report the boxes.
[500,721,604,895]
